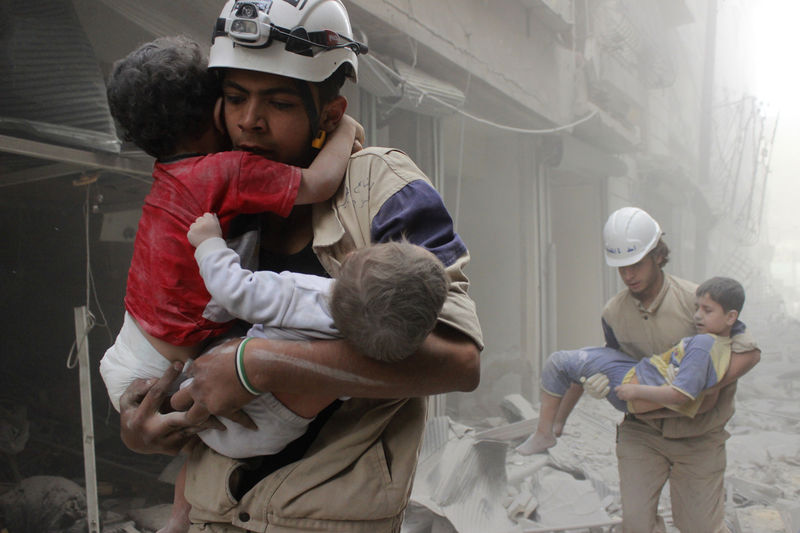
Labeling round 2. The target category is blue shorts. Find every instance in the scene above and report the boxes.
[541,346,640,412]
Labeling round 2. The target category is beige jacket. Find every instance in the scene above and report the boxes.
[185,148,483,532]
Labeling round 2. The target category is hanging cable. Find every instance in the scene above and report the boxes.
[65,180,113,369]
[453,71,471,231]
[367,55,598,134]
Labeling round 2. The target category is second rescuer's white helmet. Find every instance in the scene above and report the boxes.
[209,0,366,82]
[603,207,663,267]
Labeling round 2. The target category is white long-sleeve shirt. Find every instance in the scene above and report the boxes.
[193,237,339,340]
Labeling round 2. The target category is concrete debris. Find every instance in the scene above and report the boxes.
[775,499,800,533]
[504,483,537,521]
[405,416,618,533]
[500,394,538,423]
[0,475,87,533]
[405,315,799,533]
[732,505,789,533]
[726,476,784,506]
[406,416,512,533]
[475,418,538,442]
[522,468,614,528]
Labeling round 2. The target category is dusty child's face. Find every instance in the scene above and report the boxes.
[694,292,735,335]
[221,68,315,166]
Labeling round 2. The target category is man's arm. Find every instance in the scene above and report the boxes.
[712,349,761,390]
[171,324,480,420]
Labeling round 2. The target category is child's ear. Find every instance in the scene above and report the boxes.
[214,97,227,134]
[725,309,739,326]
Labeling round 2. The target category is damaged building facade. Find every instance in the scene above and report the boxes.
[0,0,786,532]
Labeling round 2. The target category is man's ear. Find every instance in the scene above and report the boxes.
[319,95,347,132]
[725,309,739,326]
[213,97,227,134]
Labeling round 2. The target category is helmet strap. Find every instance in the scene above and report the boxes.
[311,129,327,149]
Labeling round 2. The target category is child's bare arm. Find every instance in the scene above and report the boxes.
[615,383,690,413]
[295,115,365,204]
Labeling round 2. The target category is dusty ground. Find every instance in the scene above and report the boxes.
[508,305,800,532]
[403,296,799,532]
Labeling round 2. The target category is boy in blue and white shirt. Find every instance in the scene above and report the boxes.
[518,276,745,455]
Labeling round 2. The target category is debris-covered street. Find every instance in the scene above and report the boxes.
[401,291,800,533]
[2,299,797,532]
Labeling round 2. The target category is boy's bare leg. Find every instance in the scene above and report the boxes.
[552,383,583,436]
[516,391,562,455]
[158,464,190,533]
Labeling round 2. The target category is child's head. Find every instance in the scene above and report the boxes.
[694,276,745,336]
[106,36,221,159]
[330,241,449,363]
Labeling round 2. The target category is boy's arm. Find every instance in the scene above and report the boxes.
[615,383,691,414]
[295,115,364,204]
[635,387,721,419]
[188,213,337,332]
[170,324,480,422]
[650,348,761,416]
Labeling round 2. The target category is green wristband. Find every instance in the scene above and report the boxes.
[235,337,261,396]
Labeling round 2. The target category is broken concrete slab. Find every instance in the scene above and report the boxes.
[0,475,87,533]
[500,394,538,423]
[732,505,790,533]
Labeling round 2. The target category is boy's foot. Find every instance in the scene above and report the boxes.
[552,421,565,437]
[156,518,190,533]
[515,432,557,455]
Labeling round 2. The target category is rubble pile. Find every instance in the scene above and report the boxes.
[403,315,799,533]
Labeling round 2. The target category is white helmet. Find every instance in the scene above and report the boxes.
[603,207,663,267]
[209,0,366,82]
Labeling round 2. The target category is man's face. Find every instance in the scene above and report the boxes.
[617,254,662,301]
[221,69,314,166]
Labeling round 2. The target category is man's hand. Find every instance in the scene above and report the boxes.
[119,362,223,455]
[187,212,222,248]
[170,340,256,430]
[581,373,610,399]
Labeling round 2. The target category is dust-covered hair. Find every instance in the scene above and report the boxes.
[330,241,449,362]
[648,237,670,268]
[696,276,745,313]
[106,36,220,158]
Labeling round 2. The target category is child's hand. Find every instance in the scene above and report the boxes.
[187,213,222,247]
[337,114,365,153]
[614,384,636,401]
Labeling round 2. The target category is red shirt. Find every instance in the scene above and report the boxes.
[124,151,301,345]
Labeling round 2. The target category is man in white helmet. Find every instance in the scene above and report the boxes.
[117,1,482,532]
[597,207,760,532]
